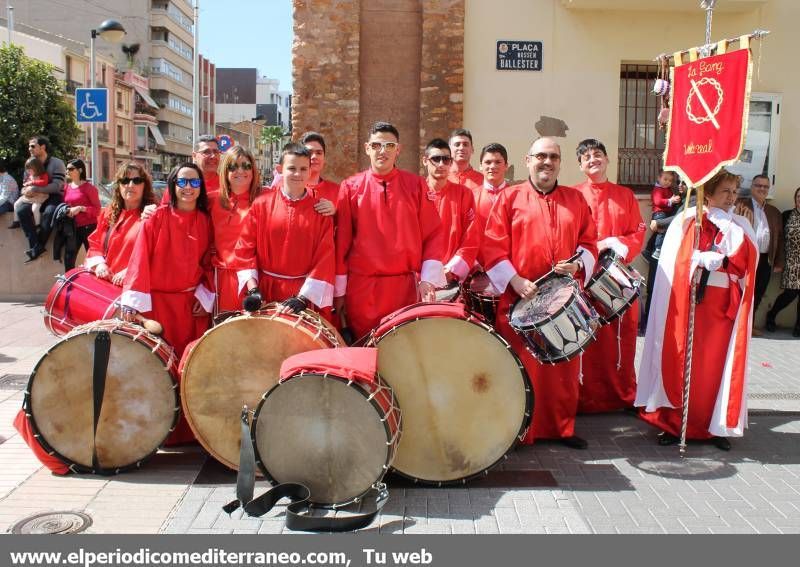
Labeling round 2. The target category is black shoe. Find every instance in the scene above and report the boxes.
[24,247,45,264]
[711,436,731,451]
[560,435,588,450]
[8,221,20,229]
[765,313,777,333]
[657,432,679,446]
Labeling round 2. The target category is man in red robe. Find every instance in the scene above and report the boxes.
[335,121,445,339]
[448,128,484,195]
[236,144,335,313]
[573,139,645,413]
[423,138,480,283]
[483,137,598,449]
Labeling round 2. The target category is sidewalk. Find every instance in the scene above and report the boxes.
[1,301,798,534]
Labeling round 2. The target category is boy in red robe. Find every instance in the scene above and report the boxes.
[235,143,335,314]
[423,138,480,283]
[572,139,645,413]
[335,121,445,338]
[448,128,484,195]
[482,137,598,449]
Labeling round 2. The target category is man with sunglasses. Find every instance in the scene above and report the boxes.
[423,138,480,284]
[448,129,484,195]
[572,138,645,414]
[15,136,66,261]
[335,121,445,339]
[482,137,598,450]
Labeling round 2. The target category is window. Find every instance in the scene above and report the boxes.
[136,125,147,150]
[167,2,193,33]
[726,93,782,197]
[167,95,192,116]
[617,63,664,190]
[167,34,193,61]
[117,125,124,146]
[117,91,124,110]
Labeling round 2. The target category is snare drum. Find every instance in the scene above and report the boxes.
[252,347,401,506]
[368,302,532,485]
[585,249,644,322]
[22,320,178,474]
[44,268,121,336]
[180,305,343,471]
[509,274,601,364]
[463,272,500,325]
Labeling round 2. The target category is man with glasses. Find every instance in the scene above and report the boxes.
[482,137,598,449]
[448,128,484,195]
[335,121,445,339]
[15,136,66,261]
[423,138,480,284]
[734,175,785,334]
[573,139,645,413]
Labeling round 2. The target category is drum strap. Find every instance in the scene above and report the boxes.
[223,407,389,532]
[91,331,111,471]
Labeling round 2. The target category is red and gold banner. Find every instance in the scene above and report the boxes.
[663,48,752,187]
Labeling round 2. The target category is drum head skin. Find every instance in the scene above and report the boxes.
[29,330,176,471]
[374,314,530,484]
[254,375,390,505]
[181,312,340,471]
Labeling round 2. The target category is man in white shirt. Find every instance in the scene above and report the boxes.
[734,175,785,333]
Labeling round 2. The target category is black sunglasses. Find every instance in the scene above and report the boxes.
[121,177,144,185]
[428,155,453,165]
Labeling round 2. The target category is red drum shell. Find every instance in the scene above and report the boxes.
[44,268,121,336]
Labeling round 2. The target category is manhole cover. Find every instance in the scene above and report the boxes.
[10,511,92,534]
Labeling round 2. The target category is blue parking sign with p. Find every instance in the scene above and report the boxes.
[75,88,108,123]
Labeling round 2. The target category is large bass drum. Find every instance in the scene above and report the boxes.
[252,348,401,506]
[179,305,342,471]
[23,320,178,474]
[368,302,531,485]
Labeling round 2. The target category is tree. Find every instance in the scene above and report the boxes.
[0,44,82,180]
[259,125,287,148]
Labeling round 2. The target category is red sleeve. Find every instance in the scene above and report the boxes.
[123,211,158,298]
[83,183,102,221]
[651,186,673,208]
[576,194,599,274]
[617,191,646,261]
[416,177,444,263]
[334,180,353,281]
[86,209,111,260]
[454,188,480,268]
[231,202,260,271]
[30,174,49,187]
[307,215,335,286]
[482,193,512,271]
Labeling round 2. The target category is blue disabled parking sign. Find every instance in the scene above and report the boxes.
[75,88,108,123]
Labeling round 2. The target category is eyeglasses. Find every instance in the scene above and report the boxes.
[120,177,144,185]
[368,141,398,152]
[176,177,202,188]
[197,149,220,156]
[427,155,453,165]
[528,152,561,162]
[227,162,253,172]
[66,166,76,171]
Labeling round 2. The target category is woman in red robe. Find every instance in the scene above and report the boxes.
[636,170,758,451]
[84,162,157,284]
[209,146,261,314]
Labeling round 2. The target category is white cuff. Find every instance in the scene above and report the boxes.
[334,274,347,297]
[486,260,517,294]
[84,255,106,269]
[194,283,215,313]
[445,255,471,282]
[299,277,334,308]
[577,246,595,286]
[237,269,258,294]
[421,259,446,288]
[599,237,629,260]
[120,290,152,313]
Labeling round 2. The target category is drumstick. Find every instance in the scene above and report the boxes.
[135,314,163,335]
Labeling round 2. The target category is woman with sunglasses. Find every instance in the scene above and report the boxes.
[85,163,157,284]
[209,146,261,313]
[62,159,101,271]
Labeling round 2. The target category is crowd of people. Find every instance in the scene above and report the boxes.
[5,124,800,462]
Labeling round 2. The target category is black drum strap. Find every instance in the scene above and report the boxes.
[223,406,388,532]
[91,331,111,471]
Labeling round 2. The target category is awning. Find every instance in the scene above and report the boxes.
[148,124,167,147]
[134,85,159,109]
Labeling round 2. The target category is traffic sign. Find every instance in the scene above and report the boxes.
[217,135,232,152]
[75,88,108,123]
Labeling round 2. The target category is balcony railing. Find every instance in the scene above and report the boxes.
[65,79,82,95]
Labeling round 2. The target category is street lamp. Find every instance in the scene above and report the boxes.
[90,19,126,185]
